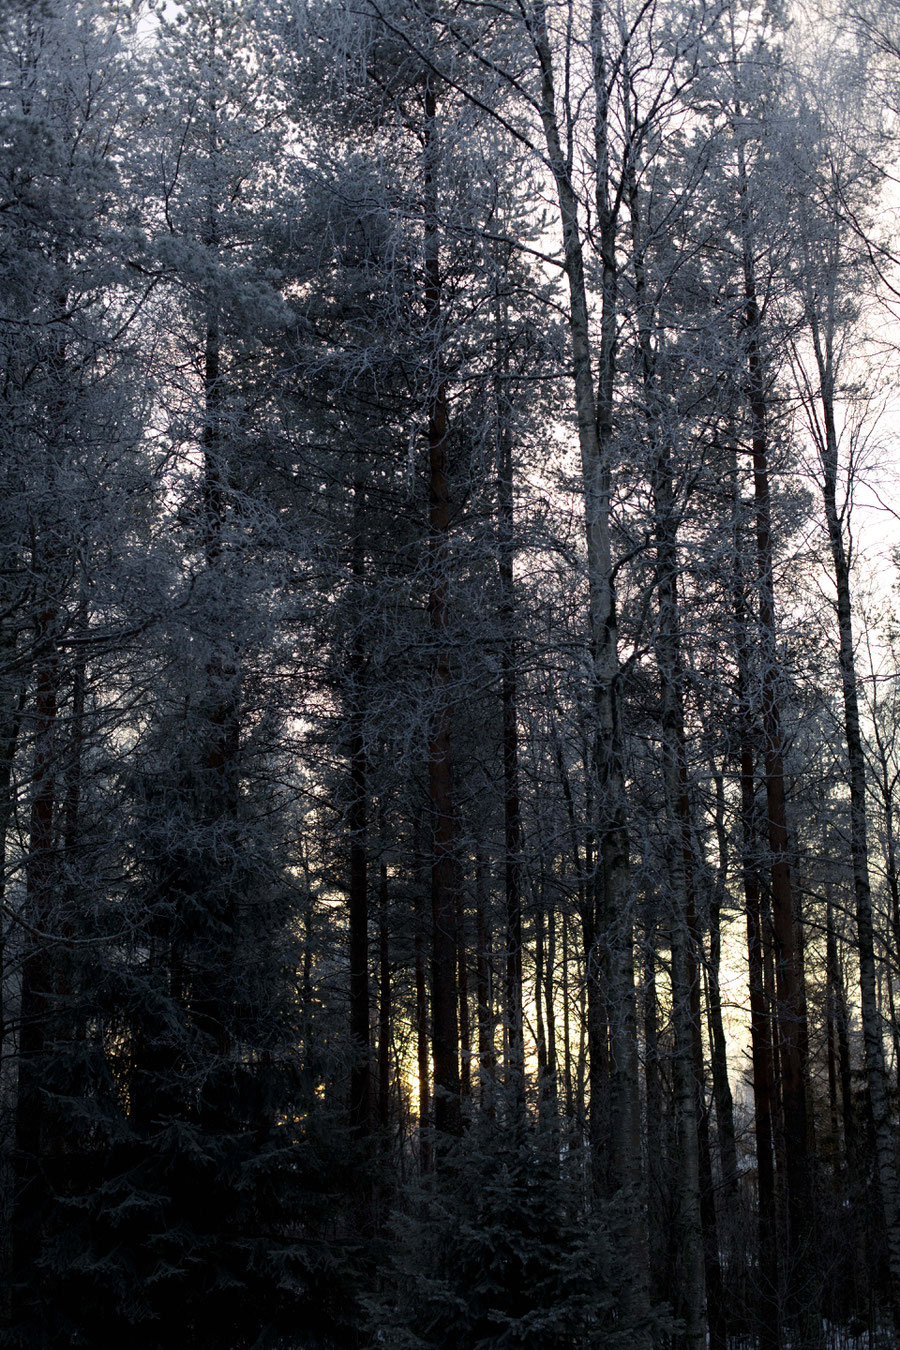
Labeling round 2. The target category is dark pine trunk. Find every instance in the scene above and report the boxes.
[737,141,819,1341]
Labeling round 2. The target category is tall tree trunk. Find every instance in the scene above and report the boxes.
[495,299,525,1103]
[378,860,391,1134]
[654,462,706,1350]
[553,728,587,1138]
[533,884,557,1117]
[457,886,471,1101]
[808,300,900,1330]
[0,664,26,1066]
[348,621,370,1137]
[414,835,431,1169]
[581,893,610,1192]
[62,597,86,910]
[629,153,706,1346]
[835,952,855,1166]
[761,891,788,1211]
[55,593,88,1125]
[643,937,665,1306]
[877,778,900,1095]
[731,445,780,1350]
[737,133,819,1343]
[741,742,781,1350]
[708,768,739,1198]
[423,74,460,1140]
[561,910,574,1125]
[535,903,547,1082]
[824,867,840,1160]
[871,713,900,1024]
[474,845,495,1110]
[529,7,649,1325]
[544,904,558,1109]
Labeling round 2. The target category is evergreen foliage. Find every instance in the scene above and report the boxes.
[2,0,900,1346]
[370,1114,662,1350]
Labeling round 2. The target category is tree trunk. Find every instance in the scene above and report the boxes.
[0,665,26,1069]
[495,301,525,1104]
[348,647,370,1137]
[414,848,431,1169]
[423,74,460,1140]
[708,768,739,1198]
[582,894,610,1193]
[824,871,840,1160]
[457,885,471,1101]
[530,6,649,1324]
[474,845,495,1111]
[731,444,780,1350]
[535,903,547,1083]
[742,742,781,1350]
[643,938,665,1305]
[561,911,574,1125]
[629,153,706,1346]
[544,904,558,1110]
[378,860,391,1134]
[737,135,819,1342]
[810,301,900,1330]
[553,729,585,1137]
[654,466,706,1350]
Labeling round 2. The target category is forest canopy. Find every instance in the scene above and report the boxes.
[3,0,900,1347]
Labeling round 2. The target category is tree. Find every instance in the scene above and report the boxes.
[786,52,900,1326]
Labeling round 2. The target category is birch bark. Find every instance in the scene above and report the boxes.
[529,0,649,1328]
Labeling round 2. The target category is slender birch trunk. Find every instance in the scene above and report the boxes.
[529,4,649,1325]
[708,768,739,1198]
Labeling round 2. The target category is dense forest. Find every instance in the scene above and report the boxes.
[6,0,900,1346]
